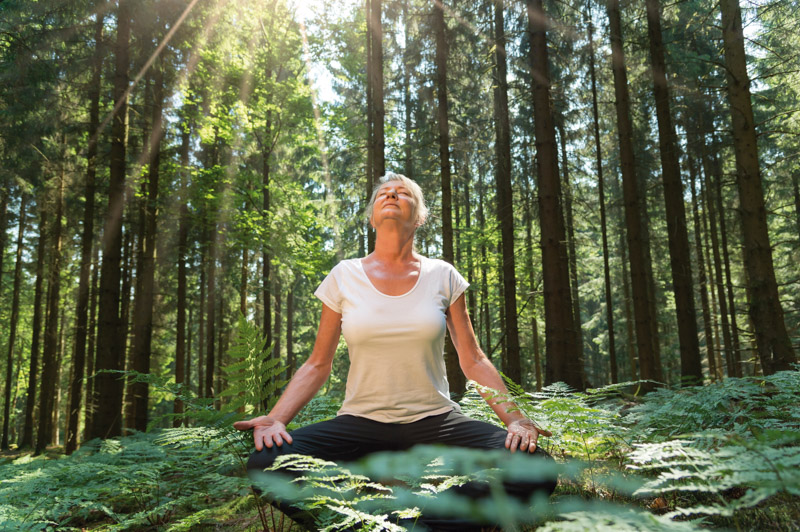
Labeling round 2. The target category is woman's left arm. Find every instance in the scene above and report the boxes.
[446,293,552,453]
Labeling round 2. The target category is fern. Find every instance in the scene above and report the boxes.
[219,314,289,416]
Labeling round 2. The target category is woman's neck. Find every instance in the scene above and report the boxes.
[370,227,416,264]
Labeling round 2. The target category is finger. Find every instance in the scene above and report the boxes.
[254,433,263,451]
[505,431,513,450]
[233,420,253,431]
[539,428,553,437]
[510,434,521,453]
[528,435,538,453]
[273,433,284,447]
[282,431,293,445]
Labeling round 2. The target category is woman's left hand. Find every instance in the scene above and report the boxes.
[505,418,552,453]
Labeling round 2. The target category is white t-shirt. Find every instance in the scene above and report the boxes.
[314,256,469,423]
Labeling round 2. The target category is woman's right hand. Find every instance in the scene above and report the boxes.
[233,416,293,451]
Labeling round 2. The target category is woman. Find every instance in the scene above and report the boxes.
[235,173,556,529]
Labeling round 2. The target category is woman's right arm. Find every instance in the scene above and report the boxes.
[233,303,342,450]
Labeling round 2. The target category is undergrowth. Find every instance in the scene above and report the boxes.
[1,319,797,531]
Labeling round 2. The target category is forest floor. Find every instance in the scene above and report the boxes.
[2,370,799,531]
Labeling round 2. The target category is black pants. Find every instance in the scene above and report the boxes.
[246,410,557,530]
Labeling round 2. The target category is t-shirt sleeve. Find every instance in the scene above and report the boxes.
[446,262,470,307]
[314,264,344,313]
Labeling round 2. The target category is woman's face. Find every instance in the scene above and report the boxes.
[371,182,417,229]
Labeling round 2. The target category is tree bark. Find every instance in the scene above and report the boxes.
[720,0,796,373]
[2,194,27,449]
[286,282,295,379]
[433,0,465,395]
[366,0,385,255]
[527,0,583,390]
[492,0,521,384]
[644,0,702,384]
[130,63,164,431]
[91,0,131,439]
[402,0,413,179]
[522,144,542,391]
[84,244,100,439]
[557,119,584,378]
[198,245,205,397]
[66,6,103,454]
[701,137,733,376]
[587,10,617,383]
[793,172,800,243]
[619,226,637,381]
[206,146,219,400]
[262,125,273,373]
[21,205,48,448]
[479,176,491,353]
[606,0,659,388]
[712,151,742,376]
[175,119,190,424]
[273,277,283,366]
[36,169,64,454]
[686,136,716,381]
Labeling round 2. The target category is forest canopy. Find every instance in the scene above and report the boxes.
[0,0,799,529]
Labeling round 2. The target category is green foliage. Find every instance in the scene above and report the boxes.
[0,432,250,531]
[219,314,288,416]
[2,373,798,530]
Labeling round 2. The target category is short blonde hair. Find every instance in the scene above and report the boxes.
[366,172,428,227]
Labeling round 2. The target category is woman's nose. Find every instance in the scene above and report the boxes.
[386,188,397,198]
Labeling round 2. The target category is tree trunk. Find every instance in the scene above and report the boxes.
[712,151,742,376]
[205,232,217,400]
[37,170,65,454]
[21,205,48,448]
[606,0,659,388]
[0,188,6,303]
[479,176,491,353]
[286,282,295,379]
[700,172,724,380]
[198,245,205,397]
[620,221,637,380]
[124,74,151,432]
[701,142,733,376]
[433,0,464,395]
[523,145,542,391]
[687,140,716,381]
[84,244,100,439]
[273,277,283,366]
[402,0,413,179]
[187,306,193,396]
[206,217,218,400]
[130,64,163,431]
[2,194,27,449]
[240,247,248,316]
[587,10,617,383]
[175,120,190,425]
[527,0,583,390]
[53,306,66,446]
[644,0,702,384]
[366,0,385,255]
[720,0,796,373]
[492,0,521,384]
[65,7,103,454]
[793,172,800,243]
[262,139,272,370]
[91,0,131,439]
[464,162,476,322]
[557,119,584,379]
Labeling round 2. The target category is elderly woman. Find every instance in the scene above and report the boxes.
[235,173,555,530]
